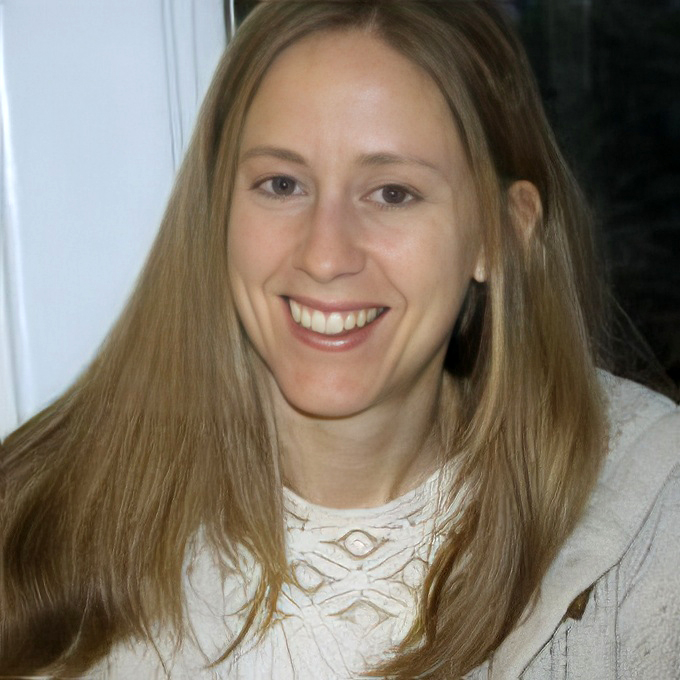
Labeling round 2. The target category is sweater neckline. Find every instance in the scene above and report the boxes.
[282,460,459,524]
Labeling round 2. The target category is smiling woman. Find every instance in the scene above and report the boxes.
[1,1,679,679]
[229,30,484,456]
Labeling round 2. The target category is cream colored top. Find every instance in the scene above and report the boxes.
[97,373,680,679]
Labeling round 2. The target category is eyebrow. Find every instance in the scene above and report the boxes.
[357,152,446,178]
[240,146,307,165]
[239,146,446,178]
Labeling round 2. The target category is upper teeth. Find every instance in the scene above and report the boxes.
[288,299,383,335]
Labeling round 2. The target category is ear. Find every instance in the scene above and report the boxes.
[507,180,542,242]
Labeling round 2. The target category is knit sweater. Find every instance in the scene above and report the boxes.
[98,373,680,679]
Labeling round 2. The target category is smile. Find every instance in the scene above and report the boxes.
[288,298,386,336]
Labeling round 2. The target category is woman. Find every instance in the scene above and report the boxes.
[1,1,678,678]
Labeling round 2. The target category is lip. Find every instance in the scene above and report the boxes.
[281,296,389,351]
[285,295,388,314]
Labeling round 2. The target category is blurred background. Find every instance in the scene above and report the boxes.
[506,0,680,389]
[1,0,678,436]
[0,0,227,435]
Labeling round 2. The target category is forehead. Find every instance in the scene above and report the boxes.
[241,29,463,174]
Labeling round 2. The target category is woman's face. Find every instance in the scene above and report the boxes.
[228,30,485,419]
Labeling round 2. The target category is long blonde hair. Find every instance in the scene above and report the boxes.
[1,2,606,677]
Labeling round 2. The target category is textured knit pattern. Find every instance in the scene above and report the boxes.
[98,374,680,679]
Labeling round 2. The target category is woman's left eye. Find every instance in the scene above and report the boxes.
[366,184,420,207]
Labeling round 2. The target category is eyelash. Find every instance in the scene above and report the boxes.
[366,184,422,210]
[252,175,304,200]
[251,175,422,208]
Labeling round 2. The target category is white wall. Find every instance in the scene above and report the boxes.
[0,0,227,437]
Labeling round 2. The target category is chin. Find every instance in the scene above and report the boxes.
[275,380,379,420]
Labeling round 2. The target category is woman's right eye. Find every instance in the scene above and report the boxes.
[254,175,302,198]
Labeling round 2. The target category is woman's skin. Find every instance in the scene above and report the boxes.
[228,30,486,509]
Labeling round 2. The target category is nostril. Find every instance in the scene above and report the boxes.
[293,206,365,282]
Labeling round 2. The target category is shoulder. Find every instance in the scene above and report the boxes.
[488,374,680,679]
[615,446,680,677]
[597,371,679,532]
[91,536,256,679]
[600,370,678,457]
[590,372,679,602]
[543,374,680,677]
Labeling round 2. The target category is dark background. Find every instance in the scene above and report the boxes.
[511,0,680,392]
[233,0,680,392]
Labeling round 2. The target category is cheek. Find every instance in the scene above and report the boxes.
[228,203,276,290]
[226,233,270,356]
[228,202,253,273]
[396,221,479,291]
[399,223,480,336]
[227,216,269,344]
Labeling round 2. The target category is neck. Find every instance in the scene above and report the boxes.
[274,378,445,509]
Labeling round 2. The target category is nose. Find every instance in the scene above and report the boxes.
[293,198,365,283]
